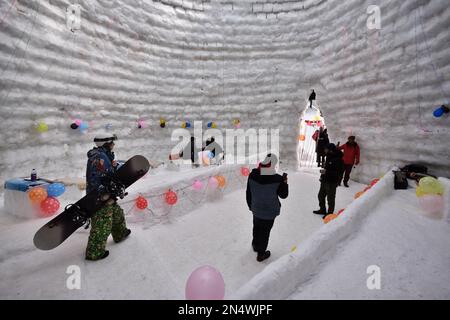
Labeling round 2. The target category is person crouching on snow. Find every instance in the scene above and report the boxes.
[246,154,289,262]
[85,134,131,261]
[313,143,345,219]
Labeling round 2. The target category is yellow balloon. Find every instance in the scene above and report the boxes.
[36,122,48,133]
[416,186,426,197]
[419,177,444,195]
[211,123,217,129]
[291,246,297,252]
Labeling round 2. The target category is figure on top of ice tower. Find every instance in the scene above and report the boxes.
[85,134,131,261]
[246,154,289,262]
[338,136,360,188]
[308,89,316,108]
[313,143,344,219]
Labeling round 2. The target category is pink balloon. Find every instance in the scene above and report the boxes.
[193,180,203,191]
[74,119,82,126]
[418,195,444,219]
[185,266,225,300]
[208,177,218,189]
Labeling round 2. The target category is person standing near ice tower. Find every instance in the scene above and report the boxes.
[315,128,329,167]
[337,136,360,187]
[246,154,289,262]
[85,134,131,261]
[313,143,344,219]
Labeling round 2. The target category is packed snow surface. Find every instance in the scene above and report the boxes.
[0,169,363,299]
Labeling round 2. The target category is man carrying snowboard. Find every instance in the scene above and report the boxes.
[85,134,131,261]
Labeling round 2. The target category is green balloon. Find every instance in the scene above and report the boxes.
[418,177,444,195]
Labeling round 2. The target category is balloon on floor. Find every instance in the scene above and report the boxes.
[185,265,225,300]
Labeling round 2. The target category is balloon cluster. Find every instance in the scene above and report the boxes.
[207,122,217,129]
[28,183,65,217]
[416,177,445,219]
[70,119,89,133]
[181,121,192,129]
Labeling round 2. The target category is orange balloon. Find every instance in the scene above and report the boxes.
[299,134,306,141]
[354,191,364,199]
[324,214,338,224]
[216,176,226,188]
[28,187,48,203]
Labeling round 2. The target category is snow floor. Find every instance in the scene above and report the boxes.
[0,168,364,299]
[289,187,450,300]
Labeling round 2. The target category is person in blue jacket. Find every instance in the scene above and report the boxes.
[85,134,131,261]
[246,154,289,262]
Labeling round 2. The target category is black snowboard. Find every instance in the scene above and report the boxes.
[33,155,150,250]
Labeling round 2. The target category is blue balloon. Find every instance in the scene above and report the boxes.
[186,122,191,128]
[79,122,89,131]
[433,107,444,118]
[47,183,65,197]
[207,122,212,128]
[208,151,214,159]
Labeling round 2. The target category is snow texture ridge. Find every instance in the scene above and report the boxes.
[1,0,449,186]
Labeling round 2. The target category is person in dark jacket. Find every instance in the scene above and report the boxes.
[85,134,131,261]
[313,143,344,218]
[316,128,329,167]
[337,136,360,187]
[169,136,200,167]
[246,154,289,262]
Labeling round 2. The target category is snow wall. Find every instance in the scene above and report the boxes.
[1,0,450,187]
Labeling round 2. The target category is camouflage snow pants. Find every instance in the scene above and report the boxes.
[85,204,128,260]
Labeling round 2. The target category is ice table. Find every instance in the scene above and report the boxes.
[4,178,51,218]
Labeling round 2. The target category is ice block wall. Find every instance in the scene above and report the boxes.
[0,0,449,185]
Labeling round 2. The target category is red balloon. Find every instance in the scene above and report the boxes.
[136,196,148,210]
[40,197,60,217]
[165,190,178,205]
[370,179,380,187]
[241,167,250,177]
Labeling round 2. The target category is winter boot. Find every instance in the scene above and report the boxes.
[114,229,131,243]
[344,182,349,188]
[252,242,257,252]
[86,250,109,261]
[313,209,326,215]
[257,251,271,262]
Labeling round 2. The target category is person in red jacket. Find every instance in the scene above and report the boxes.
[337,136,360,187]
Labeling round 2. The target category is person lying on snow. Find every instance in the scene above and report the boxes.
[314,143,344,219]
[85,134,131,261]
[246,154,289,262]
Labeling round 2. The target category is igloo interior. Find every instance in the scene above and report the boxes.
[0,0,450,301]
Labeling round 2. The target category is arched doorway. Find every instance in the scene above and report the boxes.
[297,103,326,169]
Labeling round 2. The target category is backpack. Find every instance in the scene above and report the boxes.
[393,171,408,190]
[401,164,428,174]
